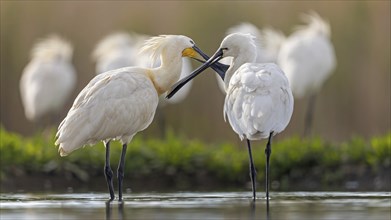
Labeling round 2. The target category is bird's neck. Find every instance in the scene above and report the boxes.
[224,55,248,90]
[149,53,182,95]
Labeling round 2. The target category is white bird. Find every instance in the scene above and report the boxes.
[92,32,194,105]
[226,22,285,63]
[92,32,141,74]
[167,33,294,201]
[215,23,285,93]
[55,35,203,201]
[277,11,336,136]
[19,34,76,123]
[92,32,195,136]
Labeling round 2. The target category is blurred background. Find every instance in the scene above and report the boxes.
[1,0,390,144]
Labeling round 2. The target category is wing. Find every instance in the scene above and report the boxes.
[56,67,158,156]
[224,63,293,140]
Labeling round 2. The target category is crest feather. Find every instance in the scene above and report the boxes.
[294,11,331,37]
[139,35,170,65]
[31,34,73,60]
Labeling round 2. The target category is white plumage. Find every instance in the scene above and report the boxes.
[277,12,336,136]
[278,11,336,98]
[92,32,193,104]
[224,13,336,99]
[228,13,336,136]
[92,32,145,74]
[166,33,293,201]
[226,22,285,63]
[56,68,157,156]
[19,34,76,122]
[216,23,286,93]
[56,35,201,201]
[224,63,293,141]
[217,33,293,200]
[215,33,293,144]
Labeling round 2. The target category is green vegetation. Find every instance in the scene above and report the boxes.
[0,126,390,191]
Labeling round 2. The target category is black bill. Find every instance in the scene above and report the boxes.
[166,48,225,99]
[192,45,229,80]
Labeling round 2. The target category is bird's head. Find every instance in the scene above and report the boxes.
[140,35,204,65]
[140,35,228,88]
[165,33,258,99]
[219,33,258,59]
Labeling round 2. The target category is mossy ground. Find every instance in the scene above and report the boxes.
[1,127,389,192]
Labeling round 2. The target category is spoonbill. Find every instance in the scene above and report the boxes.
[167,33,294,201]
[214,23,286,94]
[20,34,76,124]
[55,35,208,202]
[226,22,285,63]
[92,32,194,105]
[277,11,336,136]
[92,32,195,136]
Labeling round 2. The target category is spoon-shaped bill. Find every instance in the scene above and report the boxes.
[166,48,224,99]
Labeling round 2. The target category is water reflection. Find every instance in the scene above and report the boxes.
[266,198,270,220]
[106,201,125,220]
[249,200,258,220]
[249,197,270,220]
[0,192,390,220]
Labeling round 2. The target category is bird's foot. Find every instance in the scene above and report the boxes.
[106,197,114,204]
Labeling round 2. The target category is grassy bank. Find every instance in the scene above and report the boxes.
[0,127,390,192]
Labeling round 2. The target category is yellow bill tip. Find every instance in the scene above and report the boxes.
[182,48,202,60]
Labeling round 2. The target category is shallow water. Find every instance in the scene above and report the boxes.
[0,192,390,220]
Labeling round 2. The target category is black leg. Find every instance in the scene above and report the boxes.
[304,94,316,137]
[104,141,115,201]
[246,139,257,201]
[117,144,128,201]
[265,132,273,200]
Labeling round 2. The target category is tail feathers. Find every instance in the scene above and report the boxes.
[58,147,69,157]
[55,110,95,156]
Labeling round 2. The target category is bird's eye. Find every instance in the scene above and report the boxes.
[222,47,229,51]
[190,40,194,45]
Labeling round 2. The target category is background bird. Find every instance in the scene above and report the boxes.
[92,32,194,136]
[226,22,285,63]
[167,33,294,201]
[56,35,202,201]
[277,11,336,136]
[19,34,76,127]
